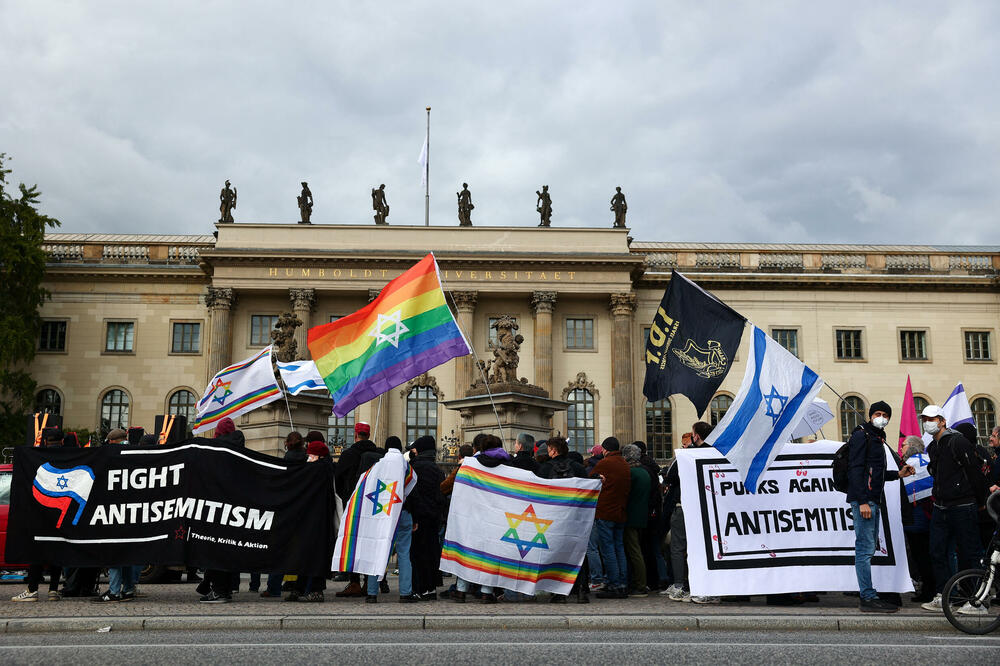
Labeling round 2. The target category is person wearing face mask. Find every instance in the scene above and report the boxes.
[846,400,915,613]
[919,405,989,613]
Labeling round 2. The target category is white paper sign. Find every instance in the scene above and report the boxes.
[678,440,914,596]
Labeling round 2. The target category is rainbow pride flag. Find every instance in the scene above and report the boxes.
[439,458,601,596]
[307,253,471,417]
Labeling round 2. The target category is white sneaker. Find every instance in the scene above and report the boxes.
[588,582,605,592]
[11,590,38,602]
[691,595,720,604]
[956,602,989,616]
[659,584,680,596]
[921,594,943,612]
[668,588,691,602]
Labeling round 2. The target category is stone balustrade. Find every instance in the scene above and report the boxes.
[42,235,212,265]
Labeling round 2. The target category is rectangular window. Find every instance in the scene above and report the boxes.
[565,318,594,350]
[772,328,799,358]
[899,330,927,361]
[835,329,863,360]
[965,330,992,361]
[171,322,201,353]
[39,320,67,352]
[250,315,279,347]
[105,321,135,352]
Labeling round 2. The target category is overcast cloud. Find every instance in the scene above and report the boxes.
[2,1,998,244]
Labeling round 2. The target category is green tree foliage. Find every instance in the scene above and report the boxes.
[0,153,61,444]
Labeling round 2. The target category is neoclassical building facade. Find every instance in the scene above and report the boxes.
[32,223,1000,460]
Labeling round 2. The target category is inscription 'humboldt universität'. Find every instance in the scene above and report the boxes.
[264,267,578,282]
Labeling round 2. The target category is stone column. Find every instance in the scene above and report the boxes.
[610,293,637,444]
[288,288,316,360]
[530,291,557,395]
[205,287,236,378]
[451,291,478,397]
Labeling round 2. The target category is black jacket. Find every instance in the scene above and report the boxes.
[927,429,987,507]
[404,450,446,524]
[284,448,308,463]
[335,439,379,503]
[845,422,897,504]
[213,430,246,449]
[509,450,540,474]
[537,454,588,479]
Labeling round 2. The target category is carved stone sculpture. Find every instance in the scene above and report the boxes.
[457,183,474,226]
[270,311,302,363]
[536,185,552,227]
[219,180,237,223]
[479,315,525,385]
[611,186,627,228]
[372,184,390,225]
[297,182,313,224]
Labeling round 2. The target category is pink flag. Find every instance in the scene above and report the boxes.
[898,375,921,456]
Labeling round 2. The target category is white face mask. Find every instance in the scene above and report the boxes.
[872,416,889,430]
[923,421,940,436]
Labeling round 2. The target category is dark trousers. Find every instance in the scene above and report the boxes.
[205,569,231,596]
[904,530,935,596]
[26,564,61,593]
[929,504,983,593]
[295,576,326,594]
[410,518,441,595]
[640,525,661,590]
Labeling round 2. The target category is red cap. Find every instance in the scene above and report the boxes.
[354,422,371,437]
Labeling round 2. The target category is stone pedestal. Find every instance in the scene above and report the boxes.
[443,389,568,450]
[234,393,330,458]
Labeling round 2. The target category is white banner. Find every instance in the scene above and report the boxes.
[679,440,913,596]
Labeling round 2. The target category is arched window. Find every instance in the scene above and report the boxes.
[709,394,733,427]
[566,388,596,453]
[645,398,672,459]
[328,409,355,454]
[840,395,867,441]
[406,386,438,443]
[912,395,929,418]
[971,397,996,447]
[100,389,130,438]
[167,390,197,431]
[34,389,62,415]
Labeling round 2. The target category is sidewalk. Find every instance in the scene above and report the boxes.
[0,580,958,634]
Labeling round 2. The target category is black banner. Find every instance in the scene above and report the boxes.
[643,270,745,415]
[5,439,333,575]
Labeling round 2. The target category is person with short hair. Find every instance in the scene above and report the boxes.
[920,405,988,613]
[662,422,713,602]
[622,444,650,597]
[405,435,445,601]
[510,432,539,473]
[590,436,631,599]
[288,434,334,603]
[198,417,243,603]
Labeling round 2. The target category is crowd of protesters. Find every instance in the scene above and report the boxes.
[8,406,1000,612]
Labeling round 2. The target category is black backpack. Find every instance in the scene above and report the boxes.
[831,442,851,493]
[549,457,574,479]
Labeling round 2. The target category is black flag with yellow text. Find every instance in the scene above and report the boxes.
[642,270,745,415]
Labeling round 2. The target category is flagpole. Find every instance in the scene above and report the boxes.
[280,379,295,431]
[374,394,383,442]
[424,106,430,227]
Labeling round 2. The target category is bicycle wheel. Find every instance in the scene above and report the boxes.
[942,568,1000,635]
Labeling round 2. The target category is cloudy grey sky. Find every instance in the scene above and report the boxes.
[2,1,998,244]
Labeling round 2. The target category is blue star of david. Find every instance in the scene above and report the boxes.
[56,475,69,489]
[763,386,788,425]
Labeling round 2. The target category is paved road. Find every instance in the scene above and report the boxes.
[1,628,997,665]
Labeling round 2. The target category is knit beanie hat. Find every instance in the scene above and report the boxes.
[413,435,435,452]
[868,401,892,419]
[385,436,403,451]
[215,417,236,435]
[622,444,641,465]
[307,440,330,458]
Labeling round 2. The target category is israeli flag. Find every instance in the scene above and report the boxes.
[942,383,975,427]
[903,453,932,502]
[277,360,327,396]
[706,326,824,493]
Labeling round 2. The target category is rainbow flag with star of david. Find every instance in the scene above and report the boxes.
[307,253,472,418]
[333,448,417,576]
[440,457,601,596]
[192,346,283,434]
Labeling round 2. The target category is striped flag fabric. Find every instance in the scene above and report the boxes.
[192,346,283,434]
[276,359,327,396]
[439,458,601,596]
[307,253,472,418]
[903,453,933,502]
[333,449,416,576]
[707,326,825,493]
[33,462,95,528]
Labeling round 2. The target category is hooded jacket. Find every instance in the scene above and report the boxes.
[846,422,898,505]
[335,438,379,503]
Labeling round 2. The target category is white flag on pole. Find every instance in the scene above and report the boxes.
[706,326,824,492]
[418,134,428,186]
[192,346,283,434]
[276,360,326,396]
